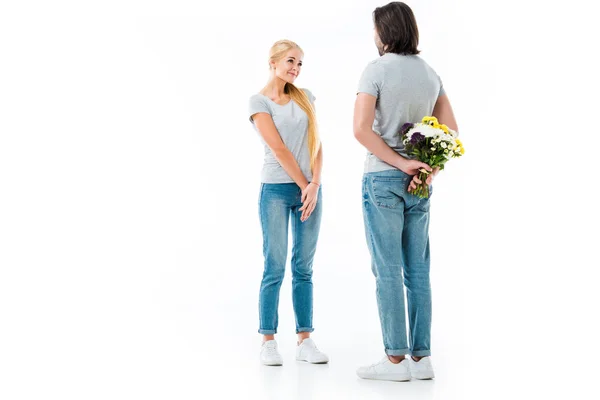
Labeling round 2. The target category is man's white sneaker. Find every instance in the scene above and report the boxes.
[260,340,283,366]
[409,356,435,379]
[295,338,329,364]
[356,356,411,381]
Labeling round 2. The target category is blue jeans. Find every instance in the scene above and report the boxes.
[258,183,322,334]
[362,170,432,357]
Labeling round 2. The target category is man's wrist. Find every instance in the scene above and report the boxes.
[394,156,407,170]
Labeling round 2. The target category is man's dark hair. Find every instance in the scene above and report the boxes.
[373,2,420,55]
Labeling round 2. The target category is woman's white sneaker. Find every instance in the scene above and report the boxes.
[296,338,329,364]
[356,356,411,381]
[409,356,435,379]
[260,340,283,366]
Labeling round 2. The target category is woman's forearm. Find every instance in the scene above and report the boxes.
[273,148,309,190]
[311,145,323,184]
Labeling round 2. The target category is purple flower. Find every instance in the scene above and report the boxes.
[399,122,414,136]
[410,132,425,144]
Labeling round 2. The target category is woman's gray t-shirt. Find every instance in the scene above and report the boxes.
[357,53,445,173]
[248,88,315,183]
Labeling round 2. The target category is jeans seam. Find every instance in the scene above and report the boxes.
[363,179,378,277]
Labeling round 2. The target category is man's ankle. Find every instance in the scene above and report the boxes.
[388,355,406,364]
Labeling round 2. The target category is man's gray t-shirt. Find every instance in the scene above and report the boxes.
[357,53,445,173]
[248,89,315,183]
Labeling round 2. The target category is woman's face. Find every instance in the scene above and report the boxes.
[271,49,303,84]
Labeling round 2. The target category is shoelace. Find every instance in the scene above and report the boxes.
[303,340,321,353]
[263,343,279,356]
[367,356,392,369]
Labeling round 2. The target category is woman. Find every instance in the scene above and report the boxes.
[248,39,329,366]
[353,2,459,381]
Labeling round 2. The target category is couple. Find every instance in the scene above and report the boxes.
[248,1,458,382]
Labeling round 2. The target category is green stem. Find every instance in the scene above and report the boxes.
[418,170,429,199]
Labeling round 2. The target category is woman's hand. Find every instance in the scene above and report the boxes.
[408,167,440,192]
[299,183,320,222]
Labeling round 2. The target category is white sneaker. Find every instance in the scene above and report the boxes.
[409,356,435,379]
[260,340,283,366]
[356,356,411,381]
[296,338,329,364]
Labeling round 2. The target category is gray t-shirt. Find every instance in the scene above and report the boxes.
[249,88,316,183]
[357,53,445,173]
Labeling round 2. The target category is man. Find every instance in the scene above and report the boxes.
[353,1,459,382]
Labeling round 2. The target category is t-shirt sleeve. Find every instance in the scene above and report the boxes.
[302,88,316,103]
[438,75,446,97]
[357,61,382,98]
[248,95,271,123]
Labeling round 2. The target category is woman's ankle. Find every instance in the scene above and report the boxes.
[297,332,310,345]
[262,334,275,343]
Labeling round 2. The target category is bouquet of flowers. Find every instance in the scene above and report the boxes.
[399,116,464,198]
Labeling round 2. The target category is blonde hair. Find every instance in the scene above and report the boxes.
[267,40,320,171]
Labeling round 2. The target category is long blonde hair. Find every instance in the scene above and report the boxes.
[266,40,320,171]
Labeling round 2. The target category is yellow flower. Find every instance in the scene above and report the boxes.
[422,116,439,127]
[439,124,449,134]
[455,139,465,155]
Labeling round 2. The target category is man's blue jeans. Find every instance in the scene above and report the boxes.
[362,170,432,357]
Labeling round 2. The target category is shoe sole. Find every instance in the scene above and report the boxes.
[296,358,329,364]
[357,373,411,382]
[261,360,283,366]
[412,374,434,380]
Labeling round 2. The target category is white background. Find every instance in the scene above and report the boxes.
[1,0,599,399]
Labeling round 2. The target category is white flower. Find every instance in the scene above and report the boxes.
[410,123,441,138]
[430,147,436,150]
[441,142,447,149]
